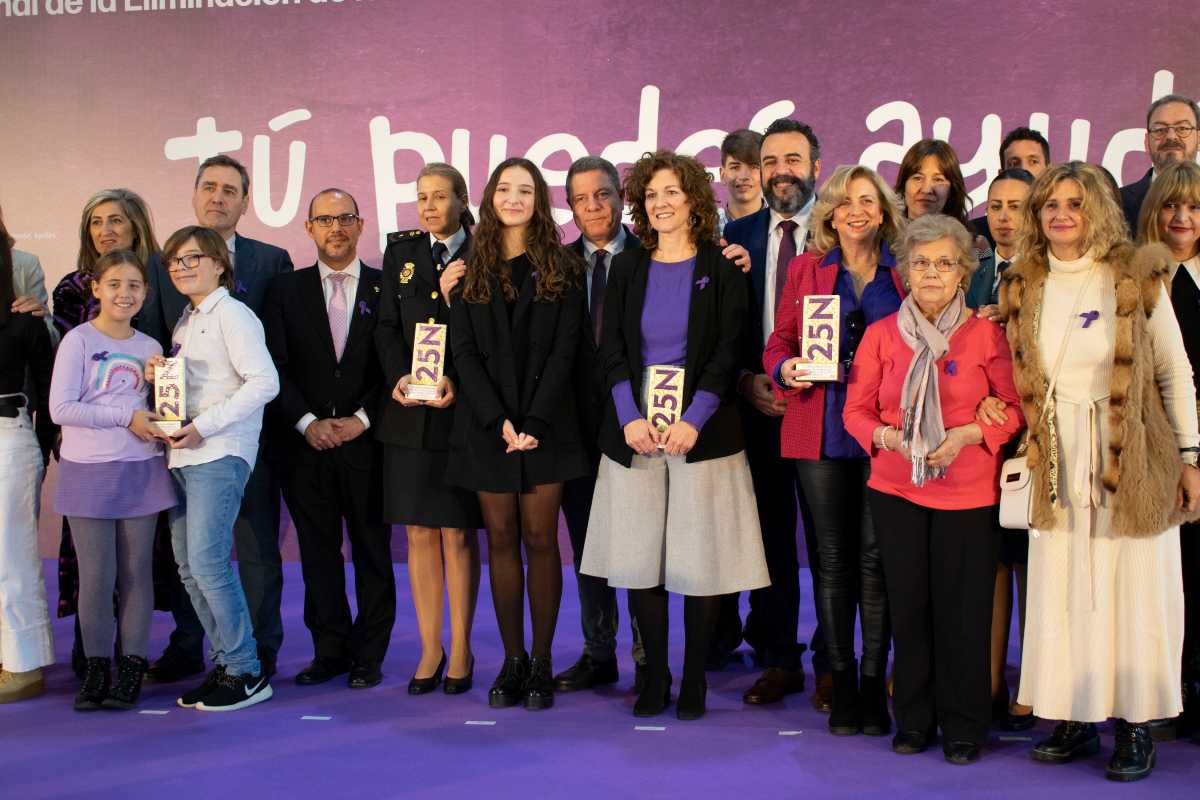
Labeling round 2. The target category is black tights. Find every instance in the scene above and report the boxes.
[629,587,718,687]
[478,483,563,660]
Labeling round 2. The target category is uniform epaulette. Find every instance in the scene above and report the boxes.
[386,229,424,244]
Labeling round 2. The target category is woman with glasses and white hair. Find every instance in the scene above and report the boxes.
[843,213,1023,764]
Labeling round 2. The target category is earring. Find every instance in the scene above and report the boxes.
[689,214,699,227]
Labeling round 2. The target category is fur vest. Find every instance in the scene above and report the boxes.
[999,241,1199,536]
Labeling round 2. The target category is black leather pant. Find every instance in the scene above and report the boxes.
[794,458,889,676]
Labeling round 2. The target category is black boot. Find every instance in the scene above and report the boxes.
[74,657,111,711]
[829,666,861,735]
[1106,720,1156,782]
[859,671,891,736]
[488,654,529,709]
[676,676,707,721]
[102,655,149,710]
[633,669,672,718]
[1031,721,1100,763]
[523,656,554,710]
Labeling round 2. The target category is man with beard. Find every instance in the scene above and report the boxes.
[718,129,765,236]
[720,118,828,710]
[1121,94,1199,232]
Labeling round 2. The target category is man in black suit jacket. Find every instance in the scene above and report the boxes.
[139,155,294,683]
[263,189,395,689]
[553,156,648,692]
[1120,94,1199,234]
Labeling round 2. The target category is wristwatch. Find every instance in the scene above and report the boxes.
[1182,447,1199,467]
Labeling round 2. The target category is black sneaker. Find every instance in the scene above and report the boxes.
[196,670,273,712]
[177,666,226,709]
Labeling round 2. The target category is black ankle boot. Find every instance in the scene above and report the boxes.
[633,669,672,718]
[102,655,149,710]
[676,676,707,721]
[488,654,529,709]
[1107,719,1156,782]
[74,657,111,711]
[829,667,861,735]
[1031,721,1100,763]
[523,656,554,710]
[859,672,891,736]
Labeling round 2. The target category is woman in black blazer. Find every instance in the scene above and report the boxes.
[580,151,769,720]
[447,157,588,710]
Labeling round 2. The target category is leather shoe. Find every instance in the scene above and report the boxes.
[294,658,351,686]
[1146,716,1178,742]
[443,656,474,695]
[944,740,981,765]
[1107,720,1155,782]
[1032,721,1100,763]
[146,647,205,684]
[743,667,805,705]
[811,670,833,713]
[892,730,929,755]
[633,670,672,717]
[348,663,383,689]
[408,651,446,695]
[489,654,529,708]
[553,654,618,692]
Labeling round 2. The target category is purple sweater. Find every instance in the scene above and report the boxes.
[612,257,720,430]
[49,322,164,463]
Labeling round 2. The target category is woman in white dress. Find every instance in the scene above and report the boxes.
[1000,161,1200,782]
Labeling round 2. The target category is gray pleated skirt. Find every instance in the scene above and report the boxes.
[580,449,770,595]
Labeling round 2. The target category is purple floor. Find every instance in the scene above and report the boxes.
[4,561,1196,799]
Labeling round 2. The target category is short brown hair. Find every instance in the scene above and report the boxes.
[623,150,718,250]
[721,129,763,166]
[161,225,235,292]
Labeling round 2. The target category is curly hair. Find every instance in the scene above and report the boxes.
[809,164,905,255]
[623,150,718,251]
[1016,161,1130,262]
[1137,159,1200,251]
[894,139,971,225]
[461,157,580,304]
[77,188,160,280]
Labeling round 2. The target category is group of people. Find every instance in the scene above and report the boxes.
[1,92,1199,782]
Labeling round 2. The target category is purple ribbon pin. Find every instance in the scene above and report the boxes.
[357,300,371,316]
[1079,310,1099,328]
[169,343,181,357]
[696,276,710,290]
[91,350,109,362]
[944,359,957,376]
[235,280,248,295]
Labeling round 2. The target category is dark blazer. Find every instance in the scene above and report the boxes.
[139,232,294,349]
[262,262,384,465]
[598,240,748,468]
[446,253,589,493]
[1120,168,1154,236]
[568,226,643,461]
[374,228,471,450]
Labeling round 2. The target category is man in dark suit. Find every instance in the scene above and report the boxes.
[263,188,394,688]
[972,127,1051,246]
[552,156,648,693]
[139,155,293,682]
[722,118,826,708]
[1120,94,1199,234]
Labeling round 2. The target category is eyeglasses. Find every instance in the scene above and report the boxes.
[166,253,212,272]
[309,214,361,228]
[1148,124,1196,140]
[909,256,961,273]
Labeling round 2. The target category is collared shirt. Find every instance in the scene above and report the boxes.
[169,287,279,470]
[295,259,371,435]
[992,247,1014,296]
[432,226,467,265]
[763,198,814,345]
[582,225,628,299]
[1171,254,1200,288]
[717,198,766,237]
[225,233,236,256]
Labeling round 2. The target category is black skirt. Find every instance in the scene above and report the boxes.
[382,444,483,529]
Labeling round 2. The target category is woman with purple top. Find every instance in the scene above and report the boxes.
[582,150,768,721]
[49,250,177,711]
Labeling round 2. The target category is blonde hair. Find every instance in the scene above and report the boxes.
[76,188,159,279]
[809,164,905,255]
[895,213,980,289]
[1015,161,1130,261]
[1137,159,1200,255]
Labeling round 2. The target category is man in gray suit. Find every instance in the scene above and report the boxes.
[11,248,58,344]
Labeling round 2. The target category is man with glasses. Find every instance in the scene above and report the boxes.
[262,189,394,689]
[1121,94,1200,232]
[139,154,294,683]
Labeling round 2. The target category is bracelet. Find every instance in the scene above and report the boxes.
[876,426,892,452]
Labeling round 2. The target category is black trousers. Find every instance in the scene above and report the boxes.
[794,458,889,676]
[1183,521,1200,681]
[280,439,396,667]
[869,490,999,745]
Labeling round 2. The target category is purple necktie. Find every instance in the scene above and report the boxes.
[327,272,350,362]
[775,219,798,311]
[590,249,607,345]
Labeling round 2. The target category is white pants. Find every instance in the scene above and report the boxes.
[0,412,54,671]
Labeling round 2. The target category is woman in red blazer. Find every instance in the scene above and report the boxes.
[763,165,905,737]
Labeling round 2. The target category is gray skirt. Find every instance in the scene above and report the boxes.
[580,450,770,595]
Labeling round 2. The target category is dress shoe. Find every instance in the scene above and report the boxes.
[443,656,474,695]
[0,668,45,704]
[349,663,383,689]
[892,730,929,755]
[553,653,618,692]
[676,677,707,721]
[146,647,205,684]
[997,710,1036,732]
[1032,721,1100,763]
[294,658,351,686]
[489,654,529,709]
[408,651,446,694]
[1146,716,1178,742]
[523,656,555,710]
[859,673,891,736]
[944,741,981,765]
[828,668,861,735]
[743,667,805,705]
[633,670,672,718]
[1106,720,1155,782]
[258,648,277,681]
[811,670,833,713]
